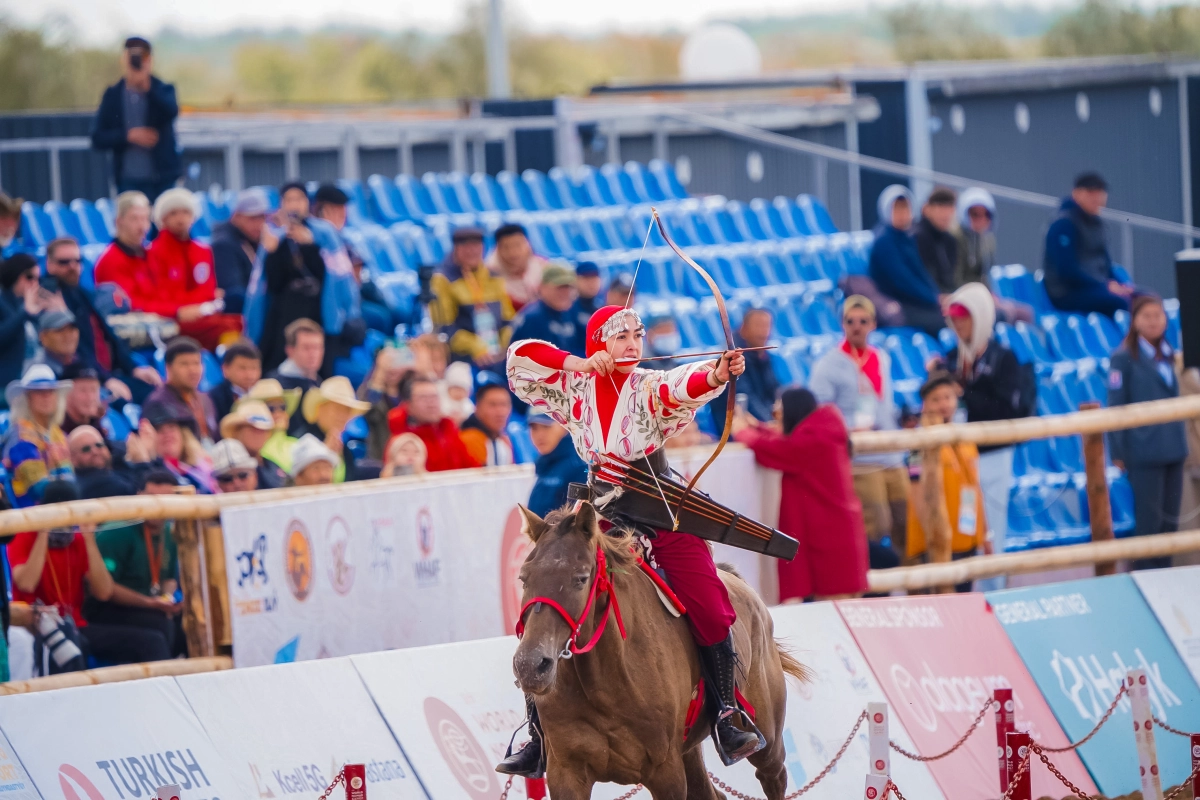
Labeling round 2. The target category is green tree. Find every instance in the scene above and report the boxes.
[1042,0,1151,56]
[0,21,117,110]
[233,42,302,103]
[885,2,1011,62]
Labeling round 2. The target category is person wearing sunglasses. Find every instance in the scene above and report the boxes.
[243,378,301,476]
[210,439,259,493]
[0,254,65,402]
[220,400,288,490]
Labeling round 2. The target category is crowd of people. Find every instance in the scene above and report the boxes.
[0,35,1181,680]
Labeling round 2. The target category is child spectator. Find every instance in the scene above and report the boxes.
[868,185,944,336]
[4,365,74,507]
[380,432,427,477]
[269,318,324,435]
[441,361,475,425]
[906,371,988,591]
[209,339,262,425]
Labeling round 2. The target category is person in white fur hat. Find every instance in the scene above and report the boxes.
[145,187,244,351]
[289,433,339,487]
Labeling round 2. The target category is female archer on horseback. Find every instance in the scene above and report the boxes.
[498,303,763,776]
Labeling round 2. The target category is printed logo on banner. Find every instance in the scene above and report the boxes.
[500,506,535,633]
[414,507,440,587]
[325,516,356,596]
[1049,648,1182,722]
[233,534,278,617]
[423,697,497,800]
[836,643,872,696]
[369,518,396,586]
[58,765,104,800]
[284,520,314,601]
[59,750,218,800]
[249,763,277,797]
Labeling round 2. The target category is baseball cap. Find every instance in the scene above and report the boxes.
[541,263,577,287]
[232,188,270,217]
[38,309,77,332]
[61,362,100,382]
[527,412,556,426]
[451,226,485,244]
[124,36,151,52]
[575,261,600,277]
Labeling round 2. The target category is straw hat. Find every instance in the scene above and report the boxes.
[219,400,276,440]
[302,376,371,424]
[242,378,302,418]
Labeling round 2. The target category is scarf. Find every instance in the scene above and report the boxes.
[841,340,883,397]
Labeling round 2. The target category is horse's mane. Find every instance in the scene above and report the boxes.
[545,506,640,570]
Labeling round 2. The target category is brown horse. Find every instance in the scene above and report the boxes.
[512,502,807,800]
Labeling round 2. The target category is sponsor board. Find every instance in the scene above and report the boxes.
[0,677,238,800]
[1132,566,1200,688]
[838,594,1094,800]
[177,658,422,800]
[0,728,38,800]
[988,575,1200,796]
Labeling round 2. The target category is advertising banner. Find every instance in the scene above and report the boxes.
[0,677,239,800]
[176,658,424,800]
[704,603,944,800]
[1132,566,1200,687]
[0,728,38,800]
[838,593,1094,800]
[987,575,1200,796]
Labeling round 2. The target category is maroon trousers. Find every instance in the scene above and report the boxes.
[649,528,737,647]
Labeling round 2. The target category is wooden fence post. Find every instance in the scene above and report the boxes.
[1080,401,1116,577]
[203,522,232,650]
[918,414,954,593]
[170,486,214,658]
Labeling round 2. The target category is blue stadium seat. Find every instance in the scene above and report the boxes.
[599,163,641,205]
[101,406,133,443]
[796,195,838,235]
[995,322,1033,364]
[1087,312,1123,354]
[496,171,539,211]
[507,418,537,464]
[700,204,745,244]
[910,331,944,365]
[625,162,668,203]
[470,172,510,212]
[1040,314,1089,362]
[748,198,788,239]
[366,174,411,223]
[190,216,211,240]
[772,196,813,237]
[445,172,485,214]
[575,165,619,207]
[547,167,591,208]
[395,174,439,217]
[800,299,839,337]
[71,199,113,244]
[522,170,565,210]
[725,201,771,242]
[938,327,957,353]
[43,201,85,241]
[422,172,464,215]
[1110,471,1136,534]
[1165,297,1182,351]
[990,265,1053,314]
[648,159,690,201]
[199,350,222,393]
[336,179,373,227]
[1067,314,1111,360]
[21,202,54,249]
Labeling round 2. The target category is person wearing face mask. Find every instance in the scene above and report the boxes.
[508,263,585,358]
[639,315,683,371]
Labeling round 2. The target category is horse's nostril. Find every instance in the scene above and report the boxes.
[536,656,554,675]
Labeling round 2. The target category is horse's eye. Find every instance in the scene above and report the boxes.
[574,572,590,586]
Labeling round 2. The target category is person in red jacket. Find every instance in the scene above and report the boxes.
[145,188,243,351]
[385,375,477,472]
[94,190,153,304]
[734,387,869,601]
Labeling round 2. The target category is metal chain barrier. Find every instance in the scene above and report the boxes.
[1039,683,1128,753]
[1030,743,1092,800]
[1164,761,1200,800]
[613,785,644,800]
[1154,715,1195,738]
[889,697,996,762]
[498,777,514,800]
[1000,751,1034,800]
[315,767,345,800]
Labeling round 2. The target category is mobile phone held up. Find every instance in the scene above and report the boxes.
[38,274,59,294]
[129,50,144,71]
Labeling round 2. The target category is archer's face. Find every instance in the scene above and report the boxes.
[606,323,644,372]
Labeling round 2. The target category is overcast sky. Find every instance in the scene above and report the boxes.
[5,0,1073,44]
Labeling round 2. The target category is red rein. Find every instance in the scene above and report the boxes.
[515,547,628,656]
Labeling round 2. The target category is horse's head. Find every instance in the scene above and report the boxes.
[513,502,608,695]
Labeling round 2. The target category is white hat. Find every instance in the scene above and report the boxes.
[153,187,199,228]
[211,439,257,475]
[445,361,473,392]
[5,363,72,408]
[289,433,339,478]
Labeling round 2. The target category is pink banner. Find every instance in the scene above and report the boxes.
[837,594,1096,800]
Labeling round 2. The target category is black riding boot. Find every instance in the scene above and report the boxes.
[699,634,766,766]
[496,695,545,777]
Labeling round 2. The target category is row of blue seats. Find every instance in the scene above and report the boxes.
[1006,469,1135,550]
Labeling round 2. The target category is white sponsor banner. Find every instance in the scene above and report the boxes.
[704,603,945,800]
[222,448,772,667]
[176,658,424,800]
[0,727,38,800]
[0,677,239,800]
[1133,566,1200,688]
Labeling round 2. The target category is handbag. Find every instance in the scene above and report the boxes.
[286,240,322,298]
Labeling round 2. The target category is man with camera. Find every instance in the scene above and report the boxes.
[90,36,180,202]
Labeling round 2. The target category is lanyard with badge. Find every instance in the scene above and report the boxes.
[462,267,500,356]
[143,524,166,596]
[949,447,978,537]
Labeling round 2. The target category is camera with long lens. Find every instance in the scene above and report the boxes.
[34,603,85,673]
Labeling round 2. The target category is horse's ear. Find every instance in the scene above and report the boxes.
[518,504,548,543]
[575,502,599,539]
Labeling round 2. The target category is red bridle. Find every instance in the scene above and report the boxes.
[515,546,627,658]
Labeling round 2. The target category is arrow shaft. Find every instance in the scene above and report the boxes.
[615,345,776,365]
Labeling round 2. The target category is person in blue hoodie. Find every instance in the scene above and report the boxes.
[526,412,587,517]
[867,185,944,336]
[1042,172,1134,318]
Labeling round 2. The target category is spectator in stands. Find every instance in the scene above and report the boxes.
[914,187,959,295]
[460,381,514,467]
[85,470,184,658]
[639,315,683,371]
[380,432,427,477]
[289,433,338,487]
[734,308,779,422]
[1043,172,1133,317]
[61,364,105,435]
[146,406,214,494]
[810,295,908,556]
[142,337,217,446]
[31,304,140,408]
[510,263,585,357]
[906,371,988,591]
[441,362,475,426]
[90,37,179,202]
[387,375,476,472]
[1108,294,1187,570]
[68,423,159,499]
[488,224,547,312]
[269,318,324,435]
[573,262,603,322]
[868,185,944,337]
[248,181,363,374]
[935,283,1034,582]
[300,376,370,482]
[312,183,397,336]
[0,193,22,258]
[245,378,301,475]
[432,227,514,370]
[362,345,416,461]
[142,189,244,351]
[734,388,869,601]
[605,272,635,308]
[211,188,269,315]
[46,237,160,399]
[0,254,49,399]
[93,190,151,297]
[526,412,587,517]
[9,480,170,672]
[210,439,259,493]
[4,365,74,507]
[220,400,289,489]
[209,339,262,425]
[955,188,996,289]
[412,332,450,380]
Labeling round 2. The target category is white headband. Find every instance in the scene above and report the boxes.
[595,309,644,343]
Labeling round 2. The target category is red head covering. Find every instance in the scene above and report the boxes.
[586,305,642,357]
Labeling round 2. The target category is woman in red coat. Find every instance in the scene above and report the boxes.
[734,388,869,601]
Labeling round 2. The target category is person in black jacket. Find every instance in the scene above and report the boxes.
[1108,294,1188,570]
[208,339,262,429]
[0,255,45,402]
[914,187,960,295]
[934,283,1035,584]
[90,37,180,202]
[526,412,587,517]
[211,189,269,315]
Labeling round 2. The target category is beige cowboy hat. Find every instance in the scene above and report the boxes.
[242,378,302,418]
[302,376,371,423]
[219,400,276,440]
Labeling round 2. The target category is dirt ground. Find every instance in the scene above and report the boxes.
[1035,786,1193,800]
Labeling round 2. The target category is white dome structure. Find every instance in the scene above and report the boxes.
[679,23,763,82]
